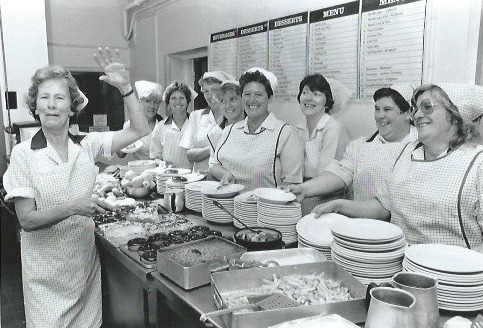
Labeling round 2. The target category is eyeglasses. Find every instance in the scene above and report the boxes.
[410,99,437,118]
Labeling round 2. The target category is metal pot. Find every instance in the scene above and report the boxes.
[234,227,283,251]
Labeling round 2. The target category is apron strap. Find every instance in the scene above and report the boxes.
[215,124,235,166]
[457,149,483,249]
[272,124,288,188]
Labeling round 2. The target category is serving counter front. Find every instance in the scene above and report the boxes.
[96,209,479,328]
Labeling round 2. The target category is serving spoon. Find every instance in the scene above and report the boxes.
[212,200,261,234]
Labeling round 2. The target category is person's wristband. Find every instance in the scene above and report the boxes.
[122,89,134,98]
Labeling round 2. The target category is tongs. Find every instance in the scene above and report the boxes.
[212,200,261,234]
[200,294,299,327]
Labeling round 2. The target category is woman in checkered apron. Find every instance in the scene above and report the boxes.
[150,81,194,169]
[293,74,351,215]
[284,86,418,207]
[3,47,151,327]
[311,84,483,251]
[209,68,304,191]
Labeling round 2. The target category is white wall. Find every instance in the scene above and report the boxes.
[45,0,130,70]
[129,0,483,139]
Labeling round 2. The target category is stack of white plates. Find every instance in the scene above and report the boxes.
[403,244,483,312]
[296,213,351,260]
[149,168,191,193]
[201,194,234,224]
[233,191,258,229]
[330,219,407,285]
[185,181,219,213]
[257,200,301,244]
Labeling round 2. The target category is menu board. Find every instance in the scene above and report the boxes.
[359,0,426,98]
[237,22,269,77]
[208,28,238,76]
[269,12,309,102]
[309,1,359,93]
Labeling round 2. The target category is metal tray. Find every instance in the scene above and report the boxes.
[157,236,246,290]
[239,248,327,267]
[210,262,367,328]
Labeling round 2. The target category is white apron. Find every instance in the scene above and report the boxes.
[21,134,102,327]
[216,122,287,191]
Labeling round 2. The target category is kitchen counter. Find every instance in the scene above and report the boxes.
[96,208,479,328]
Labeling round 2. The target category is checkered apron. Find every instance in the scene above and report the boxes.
[22,140,102,327]
[162,123,191,169]
[216,123,287,191]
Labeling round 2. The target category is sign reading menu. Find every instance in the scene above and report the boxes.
[269,12,308,102]
[237,22,269,77]
[209,28,238,76]
[309,1,359,94]
[360,0,426,98]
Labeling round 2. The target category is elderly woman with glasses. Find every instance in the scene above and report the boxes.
[209,67,304,191]
[312,84,483,251]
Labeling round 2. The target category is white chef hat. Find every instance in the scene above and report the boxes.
[243,67,278,93]
[221,80,240,87]
[390,82,417,102]
[198,71,236,88]
[77,88,89,111]
[163,81,198,103]
[134,80,163,100]
[437,83,483,123]
[326,78,354,114]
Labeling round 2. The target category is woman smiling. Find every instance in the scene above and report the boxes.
[312,84,483,251]
[209,67,304,191]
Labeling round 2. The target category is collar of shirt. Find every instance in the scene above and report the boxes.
[164,113,189,130]
[411,142,453,161]
[295,114,330,140]
[201,107,211,115]
[235,112,277,134]
[31,128,85,150]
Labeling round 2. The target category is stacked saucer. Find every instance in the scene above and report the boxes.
[185,181,219,213]
[257,200,301,244]
[330,219,407,285]
[403,244,483,312]
[201,194,234,224]
[296,213,351,260]
[150,168,191,193]
[233,190,258,229]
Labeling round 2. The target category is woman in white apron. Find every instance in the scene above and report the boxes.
[117,80,163,159]
[150,81,195,169]
[311,84,483,250]
[180,71,234,171]
[209,67,304,191]
[3,47,151,327]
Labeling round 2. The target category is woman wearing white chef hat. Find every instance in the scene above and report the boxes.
[179,70,235,171]
[284,84,418,208]
[209,67,304,191]
[311,84,483,251]
[117,80,163,159]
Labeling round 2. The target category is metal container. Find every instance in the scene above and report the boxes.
[210,262,367,328]
[157,236,246,290]
[239,248,327,267]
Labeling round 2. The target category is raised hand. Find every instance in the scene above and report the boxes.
[93,47,130,91]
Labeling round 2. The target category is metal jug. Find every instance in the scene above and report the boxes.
[392,272,439,328]
[162,188,184,212]
[366,287,416,328]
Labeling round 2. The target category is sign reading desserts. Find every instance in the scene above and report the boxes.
[309,1,359,94]
[208,28,238,76]
[237,21,269,77]
[207,0,427,100]
[359,0,426,98]
[268,12,309,103]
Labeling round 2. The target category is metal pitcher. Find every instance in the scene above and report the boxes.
[392,272,439,328]
[366,287,416,328]
[162,188,184,212]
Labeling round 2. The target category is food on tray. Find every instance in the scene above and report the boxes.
[268,314,359,328]
[237,230,279,242]
[138,242,157,255]
[127,237,147,251]
[160,238,243,267]
[221,272,353,311]
[103,195,136,208]
[172,176,188,182]
[140,250,158,264]
[121,170,156,199]
[100,222,149,246]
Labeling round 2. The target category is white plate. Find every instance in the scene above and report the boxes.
[254,188,296,205]
[330,218,403,243]
[185,181,219,192]
[405,244,483,274]
[296,213,351,246]
[166,173,205,184]
[120,140,143,153]
[201,183,245,198]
